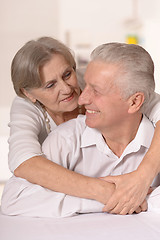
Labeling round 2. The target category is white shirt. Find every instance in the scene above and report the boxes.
[8,96,57,172]
[43,114,157,180]
[42,114,160,214]
[2,115,160,217]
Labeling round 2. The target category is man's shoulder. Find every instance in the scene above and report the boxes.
[49,115,86,139]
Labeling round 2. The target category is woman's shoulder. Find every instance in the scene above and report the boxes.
[10,96,46,125]
[11,96,42,114]
[12,96,34,108]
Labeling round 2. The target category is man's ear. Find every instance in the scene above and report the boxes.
[128,92,144,114]
[21,88,37,103]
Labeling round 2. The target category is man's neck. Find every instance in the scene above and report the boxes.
[102,113,143,158]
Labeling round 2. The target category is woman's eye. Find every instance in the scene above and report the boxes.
[63,71,71,80]
[46,82,55,89]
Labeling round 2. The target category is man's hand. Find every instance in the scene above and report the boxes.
[101,171,151,215]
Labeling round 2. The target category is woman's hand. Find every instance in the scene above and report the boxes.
[101,170,151,215]
[133,187,154,214]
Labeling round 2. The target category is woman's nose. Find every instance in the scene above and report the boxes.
[60,81,71,94]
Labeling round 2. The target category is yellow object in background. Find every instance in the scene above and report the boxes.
[126,35,138,44]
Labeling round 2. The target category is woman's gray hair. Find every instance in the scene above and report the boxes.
[11,37,76,97]
[91,43,155,111]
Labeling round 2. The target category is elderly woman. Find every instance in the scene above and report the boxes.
[2,36,160,215]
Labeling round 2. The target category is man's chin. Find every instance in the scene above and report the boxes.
[85,119,97,128]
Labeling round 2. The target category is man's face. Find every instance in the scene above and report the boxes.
[78,61,129,133]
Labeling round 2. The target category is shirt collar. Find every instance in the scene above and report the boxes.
[81,126,101,147]
[81,114,154,155]
[127,114,154,150]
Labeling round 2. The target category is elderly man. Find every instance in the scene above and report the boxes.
[41,42,159,216]
[2,43,160,217]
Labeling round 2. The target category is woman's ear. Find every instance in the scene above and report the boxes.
[21,88,37,103]
[128,92,144,114]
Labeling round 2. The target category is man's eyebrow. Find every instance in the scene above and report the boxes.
[90,83,103,90]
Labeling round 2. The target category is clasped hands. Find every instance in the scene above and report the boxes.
[100,170,152,215]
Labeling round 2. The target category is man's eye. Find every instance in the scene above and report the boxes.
[94,89,98,94]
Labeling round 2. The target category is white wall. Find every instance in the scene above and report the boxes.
[59,0,131,45]
[58,0,159,48]
[58,0,160,86]
[58,0,133,64]
[143,19,160,94]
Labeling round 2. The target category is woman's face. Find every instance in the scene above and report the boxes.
[24,54,80,116]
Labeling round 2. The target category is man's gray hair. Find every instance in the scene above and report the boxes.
[91,43,155,111]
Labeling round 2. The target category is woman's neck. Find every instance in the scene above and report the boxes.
[48,105,85,126]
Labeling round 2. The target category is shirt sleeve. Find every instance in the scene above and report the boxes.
[3,124,104,218]
[1,176,103,218]
[147,186,160,213]
[8,97,47,172]
[144,92,160,125]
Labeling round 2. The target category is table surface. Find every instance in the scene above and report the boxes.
[0,209,160,240]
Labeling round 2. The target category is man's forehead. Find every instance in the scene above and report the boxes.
[86,60,120,72]
[84,61,120,83]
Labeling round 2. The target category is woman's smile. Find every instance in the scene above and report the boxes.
[61,92,75,102]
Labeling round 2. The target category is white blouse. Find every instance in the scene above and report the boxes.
[8,69,86,172]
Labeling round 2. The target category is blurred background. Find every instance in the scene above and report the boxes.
[1,0,160,198]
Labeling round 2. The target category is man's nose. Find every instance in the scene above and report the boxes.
[78,87,92,106]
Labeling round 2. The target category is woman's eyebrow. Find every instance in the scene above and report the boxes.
[41,79,56,88]
[62,66,72,73]
[41,65,72,87]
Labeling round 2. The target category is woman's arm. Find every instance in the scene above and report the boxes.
[14,155,115,204]
[8,96,46,172]
[10,97,114,205]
